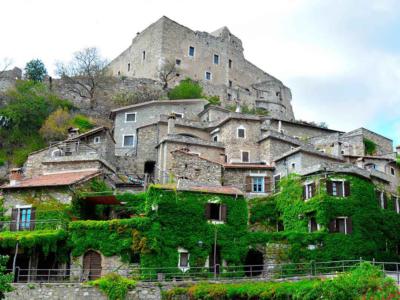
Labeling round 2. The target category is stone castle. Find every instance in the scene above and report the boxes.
[108,16,295,121]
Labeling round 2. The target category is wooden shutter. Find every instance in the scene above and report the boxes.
[245,176,252,192]
[29,208,36,230]
[220,204,227,222]
[311,182,316,198]
[383,193,388,209]
[328,219,336,233]
[205,203,211,220]
[264,177,271,193]
[10,208,18,231]
[302,185,307,200]
[344,181,351,197]
[326,181,333,195]
[346,217,353,234]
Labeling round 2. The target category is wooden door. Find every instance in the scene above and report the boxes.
[83,250,102,280]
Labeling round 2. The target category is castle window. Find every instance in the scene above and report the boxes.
[390,167,395,176]
[176,59,181,65]
[125,112,137,123]
[327,180,350,197]
[229,80,232,88]
[188,46,195,57]
[308,217,319,232]
[213,54,219,65]
[303,182,315,200]
[241,151,249,162]
[252,177,264,193]
[93,136,101,144]
[228,59,232,68]
[123,135,135,147]
[142,51,146,61]
[237,126,246,138]
[127,63,130,71]
[205,203,227,222]
[329,217,352,234]
[205,72,212,81]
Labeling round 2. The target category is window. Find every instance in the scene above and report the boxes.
[252,177,264,193]
[390,167,395,176]
[392,196,399,213]
[365,163,376,170]
[117,71,120,76]
[212,135,218,142]
[205,72,212,80]
[123,135,135,147]
[173,112,183,118]
[178,250,189,271]
[228,59,232,68]
[329,217,352,235]
[228,80,232,88]
[277,220,284,232]
[127,63,130,71]
[11,206,35,231]
[327,180,350,197]
[176,59,181,65]
[241,151,249,162]
[291,163,296,170]
[205,203,227,222]
[188,46,195,57]
[125,112,136,122]
[213,54,219,65]
[274,175,281,193]
[308,217,318,232]
[303,182,315,200]
[93,136,101,144]
[142,51,146,61]
[227,93,232,101]
[376,190,387,209]
[237,127,245,138]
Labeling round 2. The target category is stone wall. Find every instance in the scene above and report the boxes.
[223,167,273,194]
[0,67,22,93]
[170,150,222,184]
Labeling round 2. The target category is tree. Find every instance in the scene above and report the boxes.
[39,108,93,141]
[56,47,109,109]
[158,59,179,90]
[0,255,13,298]
[168,78,203,100]
[25,59,47,82]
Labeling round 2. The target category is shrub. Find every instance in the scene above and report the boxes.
[205,95,221,105]
[0,255,13,298]
[364,138,377,155]
[168,78,203,100]
[70,114,93,131]
[89,273,136,300]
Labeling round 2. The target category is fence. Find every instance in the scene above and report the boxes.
[0,219,67,232]
[7,259,400,284]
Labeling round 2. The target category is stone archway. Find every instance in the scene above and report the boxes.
[83,250,102,280]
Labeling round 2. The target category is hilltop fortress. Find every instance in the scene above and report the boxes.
[108,16,295,121]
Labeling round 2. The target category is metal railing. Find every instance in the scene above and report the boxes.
[8,259,400,284]
[0,219,67,232]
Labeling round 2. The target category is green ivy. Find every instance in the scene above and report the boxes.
[364,138,377,155]
[88,273,136,300]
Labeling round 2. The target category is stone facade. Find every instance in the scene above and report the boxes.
[170,150,222,185]
[108,17,295,120]
[0,67,22,93]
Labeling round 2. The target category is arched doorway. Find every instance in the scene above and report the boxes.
[144,161,156,176]
[244,249,264,277]
[83,250,102,280]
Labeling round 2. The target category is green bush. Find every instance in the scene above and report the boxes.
[205,95,221,105]
[0,255,13,298]
[364,138,377,155]
[164,263,398,300]
[168,78,203,100]
[89,273,136,300]
[70,114,94,131]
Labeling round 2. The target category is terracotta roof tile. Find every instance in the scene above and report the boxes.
[1,170,101,189]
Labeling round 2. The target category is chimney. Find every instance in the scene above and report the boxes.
[167,114,176,135]
[9,168,23,186]
[67,127,80,139]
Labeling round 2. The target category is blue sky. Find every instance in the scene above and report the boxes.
[1,0,399,146]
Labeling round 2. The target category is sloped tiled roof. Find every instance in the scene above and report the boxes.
[1,170,101,189]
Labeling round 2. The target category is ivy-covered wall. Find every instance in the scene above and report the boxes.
[249,174,400,262]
